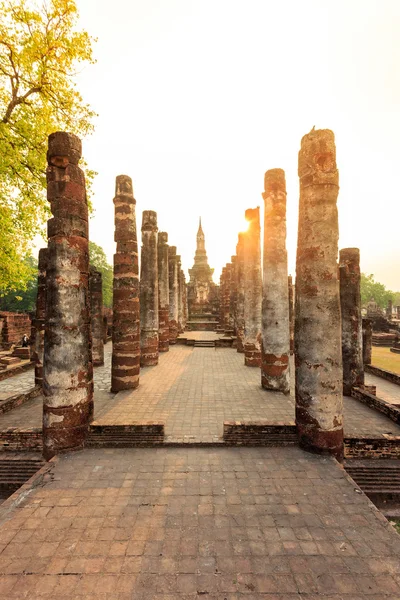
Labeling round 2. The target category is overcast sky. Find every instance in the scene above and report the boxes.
[75,0,400,290]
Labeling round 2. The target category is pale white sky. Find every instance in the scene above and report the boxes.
[75,0,400,290]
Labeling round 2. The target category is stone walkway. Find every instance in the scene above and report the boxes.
[365,372,400,405]
[0,446,399,599]
[1,342,400,441]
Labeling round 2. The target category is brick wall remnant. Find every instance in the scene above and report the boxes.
[43,131,93,460]
[243,208,262,367]
[157,232,170,352]
[339,248,364,395]
[362,318,373,366]
[295,128,344,461]
[236,233,245,353]
[168,246,179,344]
[140,210,159,366]
[0,313,31,347]
[89,266,104,366]
[261,169,290,393]
[111,175,140,391]
[33,249,48,387]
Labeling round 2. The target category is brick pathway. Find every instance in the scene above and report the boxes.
[0,366,35,400]
[0,446,399,599]
[1,343,400,441]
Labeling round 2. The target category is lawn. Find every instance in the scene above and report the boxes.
[372,346,400,375]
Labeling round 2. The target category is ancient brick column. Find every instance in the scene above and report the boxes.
[387,299,393,321]
[157,232,169,352]
[261,169,290,392]
[229,256,237,333]
[33,248,48,387]
[177,256,183,334]
[168,246,179,343]
[43,132,93,460]
[295,128,343,460]
[236,233,245,352]
[182,273,188,330]
[224,263,233,333]
[219,268,226,329]
[362,318,372,366]
[89,267,104,367]
[111,175,140,391]
[288,275,294,355]
[339,248,364,395]
[243,208,262,366]
[140,210,159,366]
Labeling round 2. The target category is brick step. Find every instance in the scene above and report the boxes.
[0,458,44,496]
[86,436,163,448]
[345,461,400,506]
[194,341,215,347]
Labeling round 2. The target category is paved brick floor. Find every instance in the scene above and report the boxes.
[0,446,399,599]
[364,372,400,405]
[1,343,400,441]
[0,365,35,400]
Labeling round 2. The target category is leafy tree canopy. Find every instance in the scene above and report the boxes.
[0,255,37,311]
[360,273,395,309]
[0,0,96,292]
[89,241,112,308]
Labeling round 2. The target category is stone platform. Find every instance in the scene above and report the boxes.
[1,342,400,445]
[0,446,400,598]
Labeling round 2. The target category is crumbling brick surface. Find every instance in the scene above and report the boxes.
[243,208,262,367]
[157,232,170,352]
[261,169,290,393]
[295,129,343,460]
[43,131,93,460]
[140,210,159,366]
[111,175,140,392]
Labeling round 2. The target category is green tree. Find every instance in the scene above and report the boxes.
[360,273,395,309]
[0,255,37,311]
[89,242,112,308]
[0,0,96,292]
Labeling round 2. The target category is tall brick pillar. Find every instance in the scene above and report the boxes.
[243,208,262,367]
[295,129,343,461]
[89,267,104,366]
[168,246,179,344]
[182,272,188,330]
[140,210,159,366]
[111,175,140,391]
[236,233,245,353]
[339,248,364,395]
[229,257,237,333]
[158,232,169,352]
[288,275,294,355]
[43,132,93,460]
[224,263,233,333]
[261,169,290,393]
[219,268,226,329]
[362,318,372,366]
[33,248,48,387]
[177,255,183,334]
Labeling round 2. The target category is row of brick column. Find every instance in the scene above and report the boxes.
[219,128,366,461]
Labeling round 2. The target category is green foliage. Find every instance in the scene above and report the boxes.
[89,242,112,308]
[0,254,37,311]
[360,273,395,309]
[0,0,96,292]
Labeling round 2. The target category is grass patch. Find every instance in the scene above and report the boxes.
[372,347,400,375]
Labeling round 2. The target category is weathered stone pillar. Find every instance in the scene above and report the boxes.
[111,175,140,391]
[339,248,364,395]
[177,256,183,333]
[362,318,372,366]
[261,169,290,393]
[288,275,294,355]
[89,267,104,366]
[182,273,188,330]
[168,246,179,343]
[140,211,159,366]
[224,263,233,333]
[243,208,262,366]
[33,248,48,387]
[236,233,245,353]
[219,268,226,329]
[43,132,93,460]
[387,299,393,321]
[295,128,343,460]
[158,232,169,352]
[229,257,237,333]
